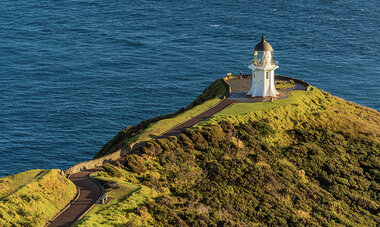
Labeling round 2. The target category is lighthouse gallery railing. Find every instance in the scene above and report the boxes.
[248,59,278,67]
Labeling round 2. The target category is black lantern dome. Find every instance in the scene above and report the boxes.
[254,35,273,52]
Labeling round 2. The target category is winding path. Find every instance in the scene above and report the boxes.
[48,170,102,227]
[49,78,307,226]
[47,98,237,227]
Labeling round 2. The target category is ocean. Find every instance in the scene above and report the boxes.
[0,0,379,177]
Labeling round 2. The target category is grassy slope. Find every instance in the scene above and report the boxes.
[207,87,379,146]
[211,89,307,120]
[76,167,158,226]
[132,99,219,143]
[0,169,76,226]
[94,79,228,158]
[0,169,43,199]
[80,86,379,226]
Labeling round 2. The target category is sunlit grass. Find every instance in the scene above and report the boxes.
[202,86,380,147]
[0,169,76,226]
[77,169,158,226]
[133,99,220,142]
[204,89,310,124]
[0,169,43,198]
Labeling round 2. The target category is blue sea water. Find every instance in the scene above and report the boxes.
[0,0,379,177]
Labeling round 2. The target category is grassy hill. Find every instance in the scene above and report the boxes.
[80,81,380,226]
[0,169,76,226]
[94,78,228,158]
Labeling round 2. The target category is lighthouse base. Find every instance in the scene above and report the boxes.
[247,66,279,98]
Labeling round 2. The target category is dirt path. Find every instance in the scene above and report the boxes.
[48,169,102,227]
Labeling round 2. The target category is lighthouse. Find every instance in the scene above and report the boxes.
[247,35,279,97]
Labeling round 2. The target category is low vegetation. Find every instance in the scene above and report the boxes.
[76,165,158,226]
[82,85,379,226]
[0,169,76,226]
[95,79,228,158]
[211,89,307,119]
[275,79,295,90]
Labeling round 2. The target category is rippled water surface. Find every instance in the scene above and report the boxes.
[0,0,379,176]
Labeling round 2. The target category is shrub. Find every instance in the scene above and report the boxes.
[251,121,275,136]
[124,155,147,174]
[141,141,162,156]
[184,129,208,151]
[102,163,122,178]
[275,80,295,90]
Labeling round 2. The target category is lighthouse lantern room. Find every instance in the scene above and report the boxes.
[247,35,279,97]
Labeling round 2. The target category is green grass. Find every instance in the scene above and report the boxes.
[0,169,76,226]
[203,86,379,147]
[0,169,43,199]
[95,78,229,158]
[132,98,220,142]
[77,169,158,226]
[204,89,309,125]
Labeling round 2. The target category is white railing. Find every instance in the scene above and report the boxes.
[248,59,278,67]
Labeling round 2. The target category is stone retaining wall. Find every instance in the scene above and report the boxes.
[64,141,148,175]
[64,146,129,175]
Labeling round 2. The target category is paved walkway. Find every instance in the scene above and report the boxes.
[159,98,239,138]
[48,169,102,227]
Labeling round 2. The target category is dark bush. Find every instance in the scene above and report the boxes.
[184,129,208,151]
[251,121,275,136]
[178,134,194,149]
[102,163,122,178]
[141,141,162,156]
[124,155,147,174]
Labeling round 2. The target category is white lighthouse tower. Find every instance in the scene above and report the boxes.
[247,35,279,97]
